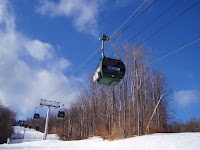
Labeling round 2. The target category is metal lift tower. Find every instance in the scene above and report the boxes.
[40,99,60,140]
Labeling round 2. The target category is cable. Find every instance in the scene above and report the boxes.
[54,0,200,100]
[51,51,100,101]
[44,0,150,100]
[116,0,181,52]
[59,38,200,102]
[45,78,69,99]
[122,0,158,33]
[106,0,158,49]
[55,84,80,102]
[148,38,200,66]
[109,0,148,40]
[45,47,101,99]
[121,0,200,58]
[52,1,200,102]
[53,52,101,101]
[44,0,200,103]
[61,82,100,106]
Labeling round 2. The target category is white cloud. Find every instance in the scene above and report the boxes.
[0,0,81,119]
[24,40,53,61]
[36,0,101,36]
[0,0,15,32]
[50,57,71,72]
[174,90,200,108]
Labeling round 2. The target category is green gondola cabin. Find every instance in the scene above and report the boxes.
[93,55,125,87]
[57,111,65,119]
[36,126,40,131]
[33,113,40,120]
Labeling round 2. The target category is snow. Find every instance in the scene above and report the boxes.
[1,126,200,150]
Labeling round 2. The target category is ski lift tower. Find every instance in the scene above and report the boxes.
[40,99,60,140]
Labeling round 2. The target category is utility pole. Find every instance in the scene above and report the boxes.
[40,99,60,140]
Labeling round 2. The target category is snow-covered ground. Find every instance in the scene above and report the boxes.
[1,126,200,150]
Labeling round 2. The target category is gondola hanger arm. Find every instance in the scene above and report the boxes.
[99,34,109,56]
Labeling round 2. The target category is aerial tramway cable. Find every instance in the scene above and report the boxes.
[106,0,158,48]
[51,0,200,101]
[61,37,200,104]
[120,0,200,58]
[43,0,150,100]
[115,0,181,53]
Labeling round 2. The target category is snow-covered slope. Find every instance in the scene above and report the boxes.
[12,126,58,143]
[1,126,200,150]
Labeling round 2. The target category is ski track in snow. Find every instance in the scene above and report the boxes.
[0,126,200,150]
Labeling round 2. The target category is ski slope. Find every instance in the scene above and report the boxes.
[1,126,200,150]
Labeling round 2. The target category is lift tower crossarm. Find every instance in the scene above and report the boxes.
[40,99,60,108]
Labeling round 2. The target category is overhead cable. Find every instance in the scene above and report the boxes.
[106,0,157,48]
[121,0,200,58]
[117,0,181,52]
[44,0,150,100]
[52,0,200,102]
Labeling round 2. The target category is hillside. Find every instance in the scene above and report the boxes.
[0,126,200,150]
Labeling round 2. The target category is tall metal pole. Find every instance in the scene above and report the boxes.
[146,94,164,133]
[40,99,60,140]
[43,106,50,140]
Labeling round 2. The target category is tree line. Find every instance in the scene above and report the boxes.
[0,101,16,144]
[169,118,200,133]
[28,44,173,140]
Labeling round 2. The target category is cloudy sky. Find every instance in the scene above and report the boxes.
[0,0,200,121]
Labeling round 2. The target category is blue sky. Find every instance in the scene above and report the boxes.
[0,0,199,122]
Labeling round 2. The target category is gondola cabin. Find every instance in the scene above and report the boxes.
[57,111,65,119]
[33,113,40,120]
[36,126,40,131]
[93,56,125,87]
